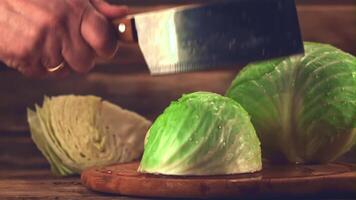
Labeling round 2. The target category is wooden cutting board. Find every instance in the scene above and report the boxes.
[81,161,356,199]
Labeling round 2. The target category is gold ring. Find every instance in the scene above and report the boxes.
[47,62,65,72]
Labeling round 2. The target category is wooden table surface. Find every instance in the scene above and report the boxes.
[1,164,355,200]
[0,169,143,200]
[0,130,355,199]
[0,132,147,200]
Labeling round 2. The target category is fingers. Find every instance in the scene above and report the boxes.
[24,9,70,78]
[61,5,96,74]
[0,0,68,78]
[41,32,65,71]
[0,9,46,78]
[90,0,128,19]
[80,5,119,59]
[9,58,47,78]
[46,63,71,79]
[62,36,95,74]
[64,0,128,72]
[19,66,47,78]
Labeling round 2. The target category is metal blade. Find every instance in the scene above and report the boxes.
[134,0,303,75]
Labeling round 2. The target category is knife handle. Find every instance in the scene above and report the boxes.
[113,17,138,43]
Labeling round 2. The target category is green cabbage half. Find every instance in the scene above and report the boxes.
[226,42,356,164]
[27,95,151,176]
[139,92,261,175]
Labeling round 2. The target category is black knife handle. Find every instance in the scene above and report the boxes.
[113,17,138,43]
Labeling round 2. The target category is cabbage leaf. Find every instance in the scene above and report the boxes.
[226,42,356,163]
[28,95,151,176]
[139,92,261,175]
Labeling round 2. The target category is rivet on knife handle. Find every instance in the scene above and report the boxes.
[113,17,138,43]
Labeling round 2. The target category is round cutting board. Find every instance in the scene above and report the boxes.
[81,162,356,199]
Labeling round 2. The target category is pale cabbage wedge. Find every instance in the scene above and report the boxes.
[27,95,151,176]
[226,42,356,164]
[139,92,262,175]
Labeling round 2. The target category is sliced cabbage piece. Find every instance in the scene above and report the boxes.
[139,92,261,175]
[226,42,356,164]
[27,95,151,176]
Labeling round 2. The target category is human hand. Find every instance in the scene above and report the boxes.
[0,0,128,77]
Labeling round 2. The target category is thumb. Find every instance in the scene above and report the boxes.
[90,0,128,19]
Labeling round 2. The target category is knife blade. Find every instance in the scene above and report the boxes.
[113,0,304,75]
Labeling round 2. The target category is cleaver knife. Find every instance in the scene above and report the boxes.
[113,0,304,75]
